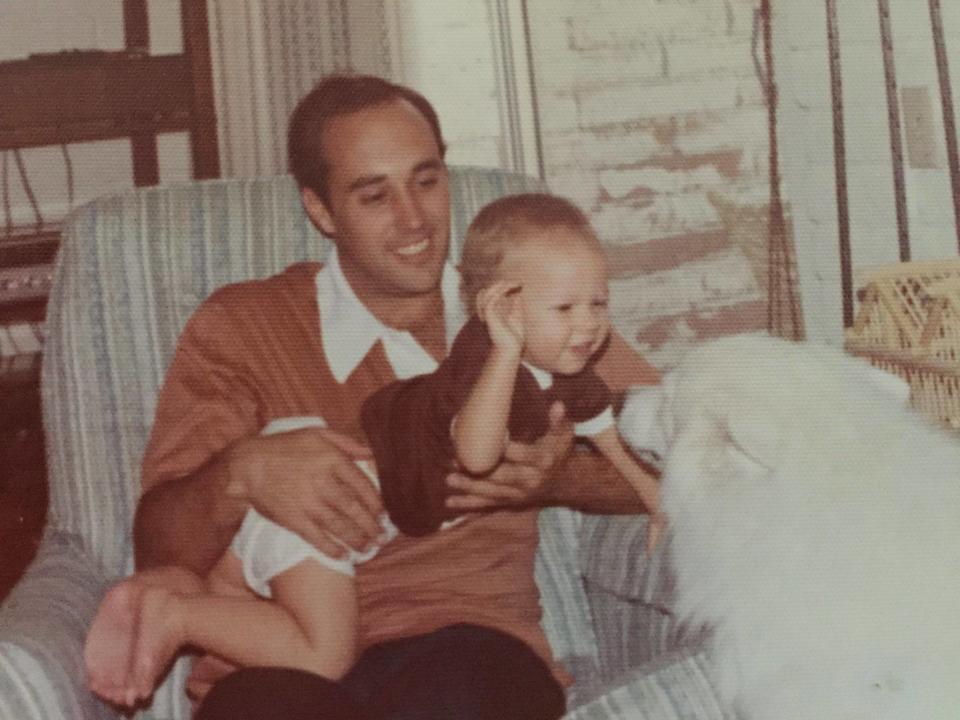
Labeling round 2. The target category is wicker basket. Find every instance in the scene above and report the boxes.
[845,260,960,432]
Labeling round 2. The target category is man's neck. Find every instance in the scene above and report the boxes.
[362,288,441,329]
[364,289,447,363]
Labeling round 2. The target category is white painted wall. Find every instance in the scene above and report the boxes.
[385,0,539,175]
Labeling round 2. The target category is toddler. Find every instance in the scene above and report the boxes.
[361,192,664,542]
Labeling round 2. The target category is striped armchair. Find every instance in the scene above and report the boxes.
[0,167,726,719]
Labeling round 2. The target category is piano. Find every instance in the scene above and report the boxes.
[0,226,55,386]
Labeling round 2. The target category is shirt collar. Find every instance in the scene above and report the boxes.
[316,248,466,383]
[523,361,554,390]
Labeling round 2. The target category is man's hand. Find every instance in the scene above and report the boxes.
[445,401,574,510]
[228,427,384,557]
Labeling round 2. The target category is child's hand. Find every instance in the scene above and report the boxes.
[477,281,525,355]
[645,510,667,557]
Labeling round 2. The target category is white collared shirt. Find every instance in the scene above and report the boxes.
[315,248,467,383]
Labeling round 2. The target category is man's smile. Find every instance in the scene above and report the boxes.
[395,237,430,256]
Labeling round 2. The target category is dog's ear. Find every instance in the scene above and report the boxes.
[717,397,787,475]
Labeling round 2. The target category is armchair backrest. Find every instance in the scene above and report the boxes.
[42,167,545,575]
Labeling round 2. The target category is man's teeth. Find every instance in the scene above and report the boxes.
[396,239,429,256]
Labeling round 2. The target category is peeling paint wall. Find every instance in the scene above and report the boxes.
[526,0,773,368]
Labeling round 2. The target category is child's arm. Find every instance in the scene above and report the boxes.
[452,281,525,476]
[589,426,666,554]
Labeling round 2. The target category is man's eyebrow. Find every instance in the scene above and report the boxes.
[347,174,387,193]
[414,159,445,174]
[346,159,445,193]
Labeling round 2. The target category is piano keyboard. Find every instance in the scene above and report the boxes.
[0,321,44,378]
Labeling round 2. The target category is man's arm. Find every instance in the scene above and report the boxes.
[136,294,385,574]
[445,404,649,514]
[135,428,384,575]
[134,448,245,574]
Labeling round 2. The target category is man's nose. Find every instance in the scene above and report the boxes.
[574,307,601,332]
[393,191,426,230]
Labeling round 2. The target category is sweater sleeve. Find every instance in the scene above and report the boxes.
[141,295,262,494]
[360,318,490,537]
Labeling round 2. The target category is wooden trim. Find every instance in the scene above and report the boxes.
[826,0,854,328]
[759,0,801,339]
[0,54,193,150]
[928,0,960,255]
[181,0,221,179]
[878,0,911,262]
[124,0,159,185]
[130,135,160,187]
[123,0,151,51]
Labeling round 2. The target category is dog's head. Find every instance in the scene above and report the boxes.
[622,334,912,515]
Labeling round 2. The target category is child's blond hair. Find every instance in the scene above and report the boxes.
[459,193,599,313]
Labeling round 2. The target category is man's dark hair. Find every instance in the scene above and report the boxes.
[288,74,447,205]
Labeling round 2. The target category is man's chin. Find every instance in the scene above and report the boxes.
[386,261,445,295]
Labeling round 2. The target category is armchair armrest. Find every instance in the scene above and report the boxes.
[578,515,709,681]
[0,531,121,720]
[579,514,674,608]
[565,647,733,719]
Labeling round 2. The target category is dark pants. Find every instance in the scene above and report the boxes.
[195,623,566,720]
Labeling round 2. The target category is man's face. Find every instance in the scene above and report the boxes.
[304,99,450,301]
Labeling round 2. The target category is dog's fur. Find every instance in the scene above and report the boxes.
[620,334,960,720]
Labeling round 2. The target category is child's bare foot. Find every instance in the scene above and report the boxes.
[84,580,145,706]
[85,566,203,707]
[128,586,187,705]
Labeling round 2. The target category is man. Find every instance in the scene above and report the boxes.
[133,74,659,719]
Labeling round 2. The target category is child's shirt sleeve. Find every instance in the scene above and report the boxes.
[556,366,615,437]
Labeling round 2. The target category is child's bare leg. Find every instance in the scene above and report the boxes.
[84,566,203,706]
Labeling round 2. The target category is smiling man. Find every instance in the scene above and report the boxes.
[132,75,658,719]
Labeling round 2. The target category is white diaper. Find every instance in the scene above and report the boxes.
[230,416,397,597]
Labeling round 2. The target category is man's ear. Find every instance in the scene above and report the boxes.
[301,187,338,238]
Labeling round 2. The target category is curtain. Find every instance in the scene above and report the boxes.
[207,0,393,178]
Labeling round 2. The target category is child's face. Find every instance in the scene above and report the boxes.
[502,230,610,375]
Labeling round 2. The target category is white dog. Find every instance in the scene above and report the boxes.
[619,334,960,720]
